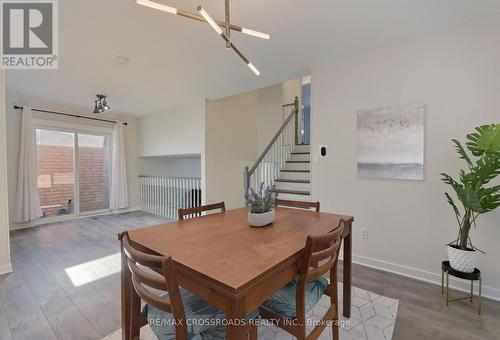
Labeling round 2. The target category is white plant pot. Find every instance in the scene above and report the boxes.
[248,209,275,227]
[447,245,477,273]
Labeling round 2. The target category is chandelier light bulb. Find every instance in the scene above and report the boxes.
[136,0,177,15]
[241,28,270,40]
[197,6,223,35]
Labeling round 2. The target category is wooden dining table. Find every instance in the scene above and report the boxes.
[121,207,353,340]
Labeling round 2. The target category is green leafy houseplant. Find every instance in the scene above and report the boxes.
[246,183,276,213]
[440,124,500,254]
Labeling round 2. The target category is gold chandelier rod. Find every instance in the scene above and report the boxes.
[136,0,270,40]
[197,6,260,75]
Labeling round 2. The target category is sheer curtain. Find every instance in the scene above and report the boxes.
[15,106,42,223]
[110,122,128,210]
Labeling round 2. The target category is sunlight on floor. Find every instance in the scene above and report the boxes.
[65,253,121,287]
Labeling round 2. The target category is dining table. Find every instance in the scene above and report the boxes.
[121,207,353,340]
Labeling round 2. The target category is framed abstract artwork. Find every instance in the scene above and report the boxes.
[357,104,425,180]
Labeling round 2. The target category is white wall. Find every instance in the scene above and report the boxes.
[0,71,11,274]
[138,156,201,178]
[205,91,259,209]
[204,83,288,209]
[137,100,205,157]
[256,84,284,154]
[311,15,500,299]
[5,92,141,227]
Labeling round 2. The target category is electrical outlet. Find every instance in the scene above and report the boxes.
[361,228,368,239]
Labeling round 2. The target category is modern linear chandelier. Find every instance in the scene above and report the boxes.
[136,0,270,76]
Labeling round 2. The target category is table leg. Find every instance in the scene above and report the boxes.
[343,222,352,318]
[445,272,449,306]
[441,270,444,295]
[225,299,247,340]
[478,276,482,315]
[470,280,473,302]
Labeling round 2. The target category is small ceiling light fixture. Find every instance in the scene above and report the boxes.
[115,56,130,65]
[93,94,110,113]
[136,0,269,76]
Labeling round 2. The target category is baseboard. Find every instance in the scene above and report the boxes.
[10,206,143,230]
[349,254,500,302]
[112,206,141,214]
[0,263,12,276]
[9,222,32,231]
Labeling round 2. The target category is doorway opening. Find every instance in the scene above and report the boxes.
[299,77,311,145]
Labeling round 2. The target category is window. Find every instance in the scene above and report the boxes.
[35,126,111,218]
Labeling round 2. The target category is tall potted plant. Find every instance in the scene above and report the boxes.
[440,124,500,273]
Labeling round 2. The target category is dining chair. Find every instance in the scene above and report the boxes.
[275,199,321,267]
[178,201,226,220]
[275,199,320,212]
[120,231,258,340]
[259,221,345,340]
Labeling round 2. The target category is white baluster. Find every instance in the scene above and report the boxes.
[182,178,186,209]
[140,177,143,211]
[161,178,165,217]
[168,177,172,218]
[175,177,182,218]
[147,177,150,213]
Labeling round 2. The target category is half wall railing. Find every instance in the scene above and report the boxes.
[140,176,202,219]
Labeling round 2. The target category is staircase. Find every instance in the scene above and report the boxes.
[244,97,311,201]
[273,144,311,200]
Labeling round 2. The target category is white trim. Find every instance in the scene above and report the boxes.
[0,263,13,276]
[10,207,142,230]
[112,206,141,214]
[33,118,114,134]
[349,253,500,302]
[9,222,33,231]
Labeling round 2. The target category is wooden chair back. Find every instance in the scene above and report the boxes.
[300,222,344,281]
[178,201,226,220]
[120,232,188,339]
[275,199,320,212]
[259,219,345,339]
[295,220,344,339]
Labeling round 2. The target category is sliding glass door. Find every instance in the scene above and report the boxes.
[36,127,111,219]
[36,129,76,217]
[78,134,110,213]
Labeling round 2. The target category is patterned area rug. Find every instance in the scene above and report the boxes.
[104,283,398,340]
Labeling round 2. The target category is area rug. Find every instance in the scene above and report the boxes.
[103,283,398,340]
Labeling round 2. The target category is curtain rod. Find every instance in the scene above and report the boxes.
[13,105,128,126]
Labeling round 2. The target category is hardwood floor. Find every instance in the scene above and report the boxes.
[0,211,499,340]
[0,212,171,340]
[340,262,500,340]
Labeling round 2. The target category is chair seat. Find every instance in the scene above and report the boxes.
[260,276,328,320]
[145,288,259,340]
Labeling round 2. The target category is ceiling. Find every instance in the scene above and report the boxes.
[6,0,500,116]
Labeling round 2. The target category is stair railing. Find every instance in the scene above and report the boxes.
[244,96,299,196]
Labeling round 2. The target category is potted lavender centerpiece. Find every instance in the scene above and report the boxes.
[246,183,277,227]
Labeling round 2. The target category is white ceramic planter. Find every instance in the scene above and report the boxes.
[447,245,477,273]
[248,209,275,227]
